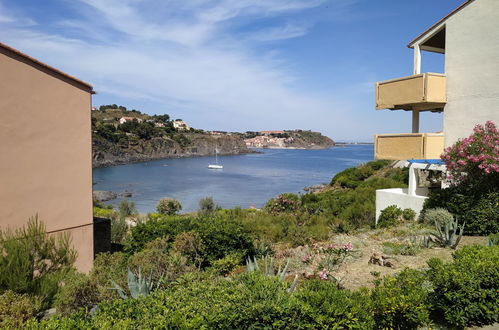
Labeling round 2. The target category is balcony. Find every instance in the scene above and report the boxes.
[374,132,444,160]
[376,73,446,111]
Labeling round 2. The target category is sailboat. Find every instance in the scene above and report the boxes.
[208,148,223,169]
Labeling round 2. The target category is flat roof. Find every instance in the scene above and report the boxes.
[0,42,94,94]
[408,0,475,48]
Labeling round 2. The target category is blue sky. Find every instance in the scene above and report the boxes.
[0,0,464,141]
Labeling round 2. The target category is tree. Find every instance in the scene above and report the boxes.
[156,198,182,215]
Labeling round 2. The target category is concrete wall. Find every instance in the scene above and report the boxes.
[444,0,499,147]
[0,47,94,272]
[375,188,427,222]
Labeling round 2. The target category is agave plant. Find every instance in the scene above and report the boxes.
[110,267,160,299]
[246,255,298,292]
[429,217,465,249]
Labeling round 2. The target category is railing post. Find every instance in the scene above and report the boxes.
[408,164,417,196]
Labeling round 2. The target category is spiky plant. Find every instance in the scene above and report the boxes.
[430,217,465,249]
[246,255,297,292]
[110,267,160,299]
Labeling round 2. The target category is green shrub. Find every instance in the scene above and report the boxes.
[54,272,98,316]
[402,208,416,221]
[0,217,76,307]
[0,290,42,328]
[118,199,137,218]
[464,192,499,235]
[377,205,403,228]
[172,231,206,268]
[371,269,432,329]
[421,207,453,225]
[381,241,420,256]
[156,198,182,215]
[124,215,193,253]
[489,232,499,246]
[427,245,499,328]
[90,252,129,302]
[424,185,498,235]
[264,193,301,214]
[198,197,220,215]
[110,214,128,244]
[293,280,375,328]
[93,206,114,218]
[209,253,243,275]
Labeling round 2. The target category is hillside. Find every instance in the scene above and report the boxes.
[242,130,334,149]
[91,107,253,167]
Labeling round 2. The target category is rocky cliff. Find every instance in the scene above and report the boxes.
[93,133,252,167]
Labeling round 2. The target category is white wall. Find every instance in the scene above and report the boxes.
[444,0,499,147]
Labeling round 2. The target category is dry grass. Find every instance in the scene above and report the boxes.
[271,224,488,291]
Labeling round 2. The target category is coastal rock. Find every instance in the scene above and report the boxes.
[93,190,118,202]
[92,133,254,168]
[304,184,328,193]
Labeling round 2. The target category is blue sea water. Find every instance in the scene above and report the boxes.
[92,144,374,213]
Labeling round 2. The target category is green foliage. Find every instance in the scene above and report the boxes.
[54,272,98,316]
[421,207,453,225]
[156,197,182,215]
[424,184,498,236]
[118,199,137,218]
[92,206,114,218]
[198,196,220,215]
[124,215,254,267]
[427,245,499,328]
[464,192,499,235]
[294,280,375,329]
[0,216,76,307]
[0,290,42,328]
[377,205,403,228]
[172,231,206,268]
[371,269,432,329]
[209,253,242,275]
[330,160,392,188]
[381,241,420,256]
[429,216,464,249]
[488,232,499,246]
[90,252,129,302]
[264,193,301,214]
[402,208,416,221]
[110,268,158,299]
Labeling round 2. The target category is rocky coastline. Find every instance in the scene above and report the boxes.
[92,133,255,168]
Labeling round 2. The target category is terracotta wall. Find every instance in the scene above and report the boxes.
[0,48,94,272]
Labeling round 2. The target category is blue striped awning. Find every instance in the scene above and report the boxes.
[407,159,445,165]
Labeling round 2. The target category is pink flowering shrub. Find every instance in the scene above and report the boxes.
[264,193,301,214]
[315,242,354,281]
[442,121,499,185]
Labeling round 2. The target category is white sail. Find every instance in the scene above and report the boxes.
[208,148,223,169]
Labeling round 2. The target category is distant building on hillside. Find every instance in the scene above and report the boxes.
[373,0,499,221]
[119,116,143,124]
[173,120,190,131]
[260,130,285,135]
[0,42,109,272]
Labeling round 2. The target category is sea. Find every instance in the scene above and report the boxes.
[92,144,374,213]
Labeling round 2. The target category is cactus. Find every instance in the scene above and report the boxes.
[430,217,465,249]
[110,267,159,299]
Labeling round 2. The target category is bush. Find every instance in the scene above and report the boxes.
[489,232,499,246]
[377,205,402,228]
[381,241,420,256]
[0,290,42,328]
[156,198,182,215]
[90,252,129,302]
[441,121,498,186]
[54,272,98,316]
[427,245,499,328]
[110,214,129,244]
[424,186,498,235]
[294,280,375,328]
[371,269,432,329]
[209,253,242,275]
[264,193,301,214]
[198,197,220,215]
[172,231,206,268]
[464,192,499,235]
[118,199,137,218]
[421,207,453,225]
[402,208,416,221]
[0,217,76,307]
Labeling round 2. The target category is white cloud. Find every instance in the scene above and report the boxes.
[0,0,368,138]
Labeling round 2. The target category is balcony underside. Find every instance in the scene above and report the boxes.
[376,73,446,111]
[374,133,444,160]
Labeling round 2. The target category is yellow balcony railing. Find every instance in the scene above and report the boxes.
[376,73,446,111]
[374,133,444,160]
